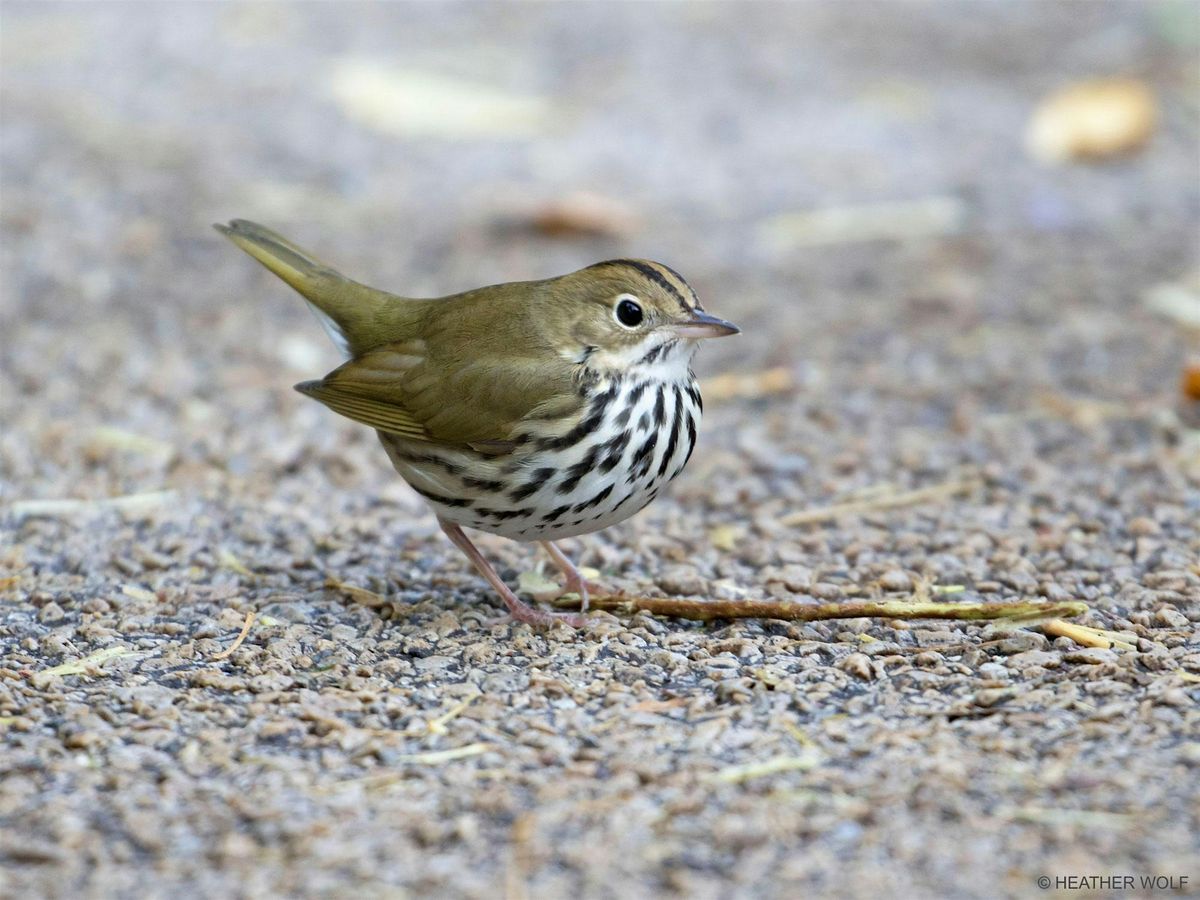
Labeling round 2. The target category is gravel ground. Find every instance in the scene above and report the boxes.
[2,3,1199,898]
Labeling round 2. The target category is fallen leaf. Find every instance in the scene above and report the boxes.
[517,569,563,602]
[1026,78,1157,164]
[1183,362,1200,402]
[709,524,742,552]
[527,192,638,238]
[701,367,795,403]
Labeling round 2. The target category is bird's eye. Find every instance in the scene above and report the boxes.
[614,296,644,328]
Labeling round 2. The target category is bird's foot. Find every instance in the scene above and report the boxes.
[540,541,610,614]
[501,594,587,629]
[440,519,587,628]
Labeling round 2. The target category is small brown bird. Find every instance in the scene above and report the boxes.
[216,220,738,625]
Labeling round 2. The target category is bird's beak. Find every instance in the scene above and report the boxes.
[670,310,741,340]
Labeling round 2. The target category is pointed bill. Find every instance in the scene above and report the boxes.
[670,310,740,339]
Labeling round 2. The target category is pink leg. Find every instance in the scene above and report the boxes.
[539,541,593,614]
[439,520,584,627]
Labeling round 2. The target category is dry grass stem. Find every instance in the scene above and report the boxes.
[31,646,141,686]
[1003,806,1136,828]
[427,691,482,736]
[218,549,255,578]
[1041,619,1136,650]
[10,489,178,520]
[394,743,492,765]
[211,610,256,660]
[325,577,390,607]
[86,426,174,459]
[322,743,494,794]
[710,750,823,784]
[760,196,966,248]
[781,476,981,526]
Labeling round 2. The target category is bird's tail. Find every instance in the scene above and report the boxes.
[214,219,413,357]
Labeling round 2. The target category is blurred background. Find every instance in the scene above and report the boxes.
[2,1,1196,506]
[2,2,1198,897]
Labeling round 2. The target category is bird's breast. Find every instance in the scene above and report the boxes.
[379,371,703,541]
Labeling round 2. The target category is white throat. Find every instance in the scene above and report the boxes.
[587,336,697,382]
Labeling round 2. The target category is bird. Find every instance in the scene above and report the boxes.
[215,219,739,626]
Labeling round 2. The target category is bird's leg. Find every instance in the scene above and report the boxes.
[539,541,594,613]
[439,520,584,627]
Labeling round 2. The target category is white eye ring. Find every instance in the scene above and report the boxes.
[613,294,644,329]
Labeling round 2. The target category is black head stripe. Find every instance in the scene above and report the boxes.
[588,259,693,313]
[654,261,701,310]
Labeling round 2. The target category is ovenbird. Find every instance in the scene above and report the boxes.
[215,219,738,626]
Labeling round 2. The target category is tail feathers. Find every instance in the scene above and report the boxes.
[215,219,410,357]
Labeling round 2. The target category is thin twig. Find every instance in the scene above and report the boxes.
[781,477,981,526]
[557,595,1087,623]
[211,610,255,660]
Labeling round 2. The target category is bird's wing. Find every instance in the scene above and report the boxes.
[296,342,581,451]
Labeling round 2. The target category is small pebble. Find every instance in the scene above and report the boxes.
[1006,650,1062,670]
[973,687,1017,708]
[656,566,708,596]
[1155,607,1189,629]
[1127,516,1160,536]
[37,602,66,624]
[993,632,1048,654]
[978,662,1010,680]
[878,569,912,592]
[839,653,874,681]
[1064,648,1119,665]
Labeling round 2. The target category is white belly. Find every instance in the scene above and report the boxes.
[382,374,701,541]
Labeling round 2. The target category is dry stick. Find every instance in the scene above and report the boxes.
[561,595,1087,623]
[781,477,981,526]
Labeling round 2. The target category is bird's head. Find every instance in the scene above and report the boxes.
[545,259,739,375]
